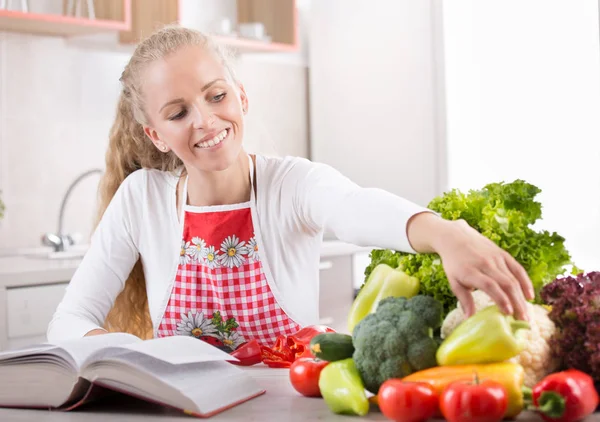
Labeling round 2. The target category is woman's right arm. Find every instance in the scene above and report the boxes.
[46,172,144,343]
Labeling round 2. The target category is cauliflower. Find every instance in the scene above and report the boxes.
[440,290,559,387]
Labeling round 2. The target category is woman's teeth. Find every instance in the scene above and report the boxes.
[196,129,228,149]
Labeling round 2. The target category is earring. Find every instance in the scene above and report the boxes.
[160,145,167,151]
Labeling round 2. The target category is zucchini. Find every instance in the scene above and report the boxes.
[310,332,355,362]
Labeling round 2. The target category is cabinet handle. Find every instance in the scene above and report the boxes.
[319,260,333,271]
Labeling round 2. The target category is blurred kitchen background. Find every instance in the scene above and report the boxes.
[0,0,598,346]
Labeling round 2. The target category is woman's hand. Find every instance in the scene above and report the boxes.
[84,329,108,337]
[407,212,534,321]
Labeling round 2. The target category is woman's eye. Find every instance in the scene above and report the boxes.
[213,93,226,102]
[169,110,187,121]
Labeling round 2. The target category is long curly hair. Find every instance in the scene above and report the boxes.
[97,25,236,338]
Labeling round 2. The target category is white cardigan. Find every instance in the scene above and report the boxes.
[46,155,430,343]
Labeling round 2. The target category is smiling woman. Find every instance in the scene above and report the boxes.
[46,24,537,358]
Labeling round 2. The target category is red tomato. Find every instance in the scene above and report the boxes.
[440,378,508,422]
[378,380,438,422]
[289,358,329,397]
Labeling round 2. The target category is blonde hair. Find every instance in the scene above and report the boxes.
[97,25,236,338]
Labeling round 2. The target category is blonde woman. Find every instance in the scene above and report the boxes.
[47,25,534,353]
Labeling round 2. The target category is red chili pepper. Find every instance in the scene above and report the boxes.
[227,340,262,366]
[286,325,336,360]
[527,369,599,422]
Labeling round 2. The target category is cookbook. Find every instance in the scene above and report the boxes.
[0,333,265,417]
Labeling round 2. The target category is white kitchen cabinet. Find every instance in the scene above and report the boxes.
[318,255,355,334]
[1,282,68,350]
[307,0,447,206]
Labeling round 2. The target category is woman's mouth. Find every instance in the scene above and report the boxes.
[194,128,229,149]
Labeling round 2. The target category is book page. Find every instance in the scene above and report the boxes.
[0,344,58,362]
[82,352,264,416]
[0,344,78,371]
[110,335,238,365]
[54,332,142,368]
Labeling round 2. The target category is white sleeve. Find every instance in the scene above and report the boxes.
[291,159,433,253]
[46,171,144,343]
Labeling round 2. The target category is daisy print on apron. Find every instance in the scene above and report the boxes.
[156,156,302,352]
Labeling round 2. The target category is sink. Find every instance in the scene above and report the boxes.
[0,245,89,260]
[28,250,87,260]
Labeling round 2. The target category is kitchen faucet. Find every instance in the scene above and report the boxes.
[42,169,103,252]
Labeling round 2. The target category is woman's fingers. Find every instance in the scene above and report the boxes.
[469,271,514,315]
[505,253,535,300]
[492,259,530,321]
[451,281,476,318]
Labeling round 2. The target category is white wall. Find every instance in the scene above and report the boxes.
[442,0,600,270]
[307,0,446,207]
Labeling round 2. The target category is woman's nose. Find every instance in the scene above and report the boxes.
[191,105,216,129]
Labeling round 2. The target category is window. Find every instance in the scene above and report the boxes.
[441,0,600,270]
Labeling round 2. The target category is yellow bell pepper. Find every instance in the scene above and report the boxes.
[347,264,419,333]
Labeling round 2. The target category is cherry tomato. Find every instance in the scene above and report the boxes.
[440,377,507,422]
[289,358,329,397]
[378,380,438,422]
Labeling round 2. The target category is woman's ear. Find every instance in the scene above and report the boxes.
[238,82,249,114]
[144,126,170,153]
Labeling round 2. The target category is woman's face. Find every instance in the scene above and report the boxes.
[142,45,248,173]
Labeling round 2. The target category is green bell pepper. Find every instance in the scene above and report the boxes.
[347,263,420,333]
[318,358,369,416]
[436,304,531,366]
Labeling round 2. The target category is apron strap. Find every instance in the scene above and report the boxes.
[249,154,258,202]
[180,173,189,222]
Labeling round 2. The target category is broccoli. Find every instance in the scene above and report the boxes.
[352,295,443,394]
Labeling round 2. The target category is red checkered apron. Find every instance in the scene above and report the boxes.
[156,158,302,352]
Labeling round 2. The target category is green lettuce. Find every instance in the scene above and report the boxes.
[364,180,576,317]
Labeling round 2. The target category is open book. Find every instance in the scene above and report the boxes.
[0,333,265,418]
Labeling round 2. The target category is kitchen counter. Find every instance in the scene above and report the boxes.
[0,255,81,288]
[0,367,561,422]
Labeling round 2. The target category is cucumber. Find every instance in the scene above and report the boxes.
[310,333,355,362]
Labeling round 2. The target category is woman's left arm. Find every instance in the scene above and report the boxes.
[291,159,534,321]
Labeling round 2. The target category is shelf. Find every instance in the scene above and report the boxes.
[211,35,299,54]
[118,0,298,54]
[0,0,297,54]
[0,1,131,37]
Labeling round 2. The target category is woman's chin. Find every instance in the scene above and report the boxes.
[190,142,243,172]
